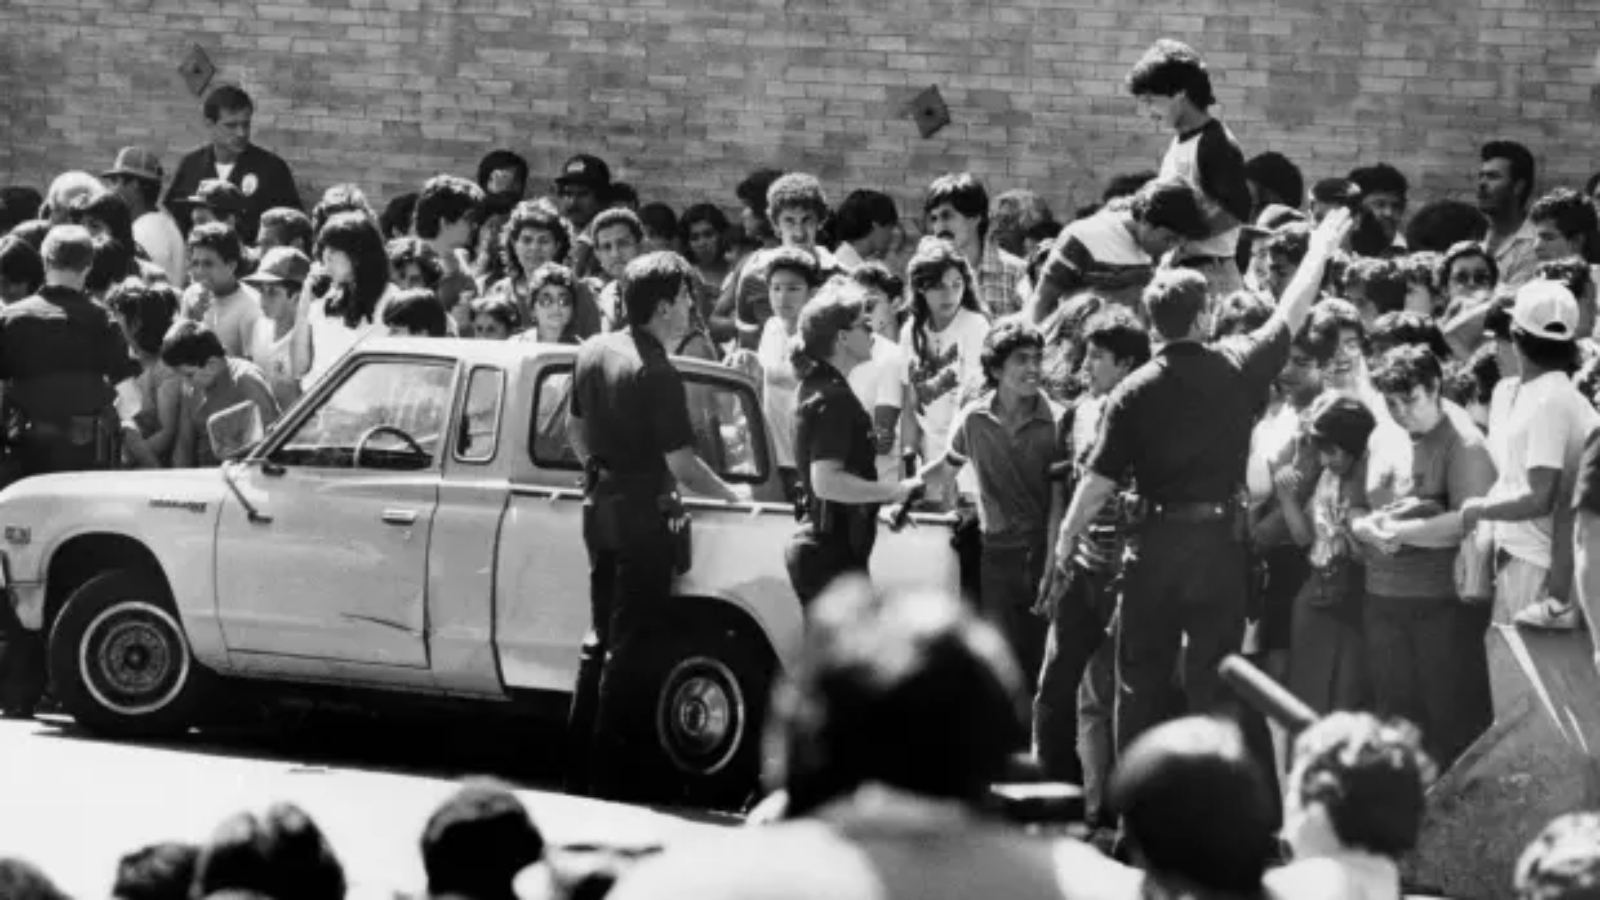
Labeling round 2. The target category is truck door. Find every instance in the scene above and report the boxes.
[214,355,455,669]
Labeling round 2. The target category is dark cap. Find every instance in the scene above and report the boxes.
[1312,177,1359,205]
[176,179,247,215]
[103,146,164,184]
[1307,394,1378,458]
[555,154,611,190]
[241,246,311,287]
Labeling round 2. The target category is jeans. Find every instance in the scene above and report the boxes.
[1076,627,1117,826]
[566,498,676,802]
[1115,518,1248,754]
[1033,564,1114,783]
[1365,593,1492,769]
[979,538,1049,687]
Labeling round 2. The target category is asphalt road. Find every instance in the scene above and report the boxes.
[0,712,732,900]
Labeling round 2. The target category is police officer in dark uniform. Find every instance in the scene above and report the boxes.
[0,225,140,718]
[564,250,739,801]
[1046,209,1353,754]
[785,280,920,605]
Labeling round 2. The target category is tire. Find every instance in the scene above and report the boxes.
[47,569,207,738]
[641,624,773,810]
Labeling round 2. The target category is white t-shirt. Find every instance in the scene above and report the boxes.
[303,292,386,390]
[215,161,235,182]
[847,335,910,480]
[901,308,989,498]
[1487,371,1600,568]
[133,210,186,287]
[757,316,801,468]
[250,318,300,410]
[182,281,264,360]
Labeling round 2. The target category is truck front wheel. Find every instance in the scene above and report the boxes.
[47,569,207,738]
[645,628,773,810]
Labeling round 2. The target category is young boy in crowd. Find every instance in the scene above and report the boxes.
[588,207,643,331]
[182,222,264,359]
[382,288,451,337]
[161,321,280,468]
[718,173,837,350]
[241,245,310,410]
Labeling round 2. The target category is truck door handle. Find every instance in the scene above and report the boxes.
[380,509,419,526]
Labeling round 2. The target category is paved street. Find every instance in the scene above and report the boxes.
[0,713,732,900]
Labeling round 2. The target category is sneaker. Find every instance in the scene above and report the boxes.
[1514,598,1583,631]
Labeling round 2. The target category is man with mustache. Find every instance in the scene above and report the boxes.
[923,172,1027,318]
[1480,140,1540,289]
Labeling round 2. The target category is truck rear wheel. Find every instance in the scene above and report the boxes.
[645,626,773,810]
[47,569,207,738]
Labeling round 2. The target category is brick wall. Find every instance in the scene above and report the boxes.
[2,0,1598,227]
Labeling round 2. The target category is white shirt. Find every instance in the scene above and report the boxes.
[181,281,263,359]
[250,318,299,409]
[215,161,235,182]
[832,241,867,272]
[1487,371,1600,568]
[847,335,909,480]
[303,291,387,390]
[902,308,989,498]
[758,316,800,468]
[1265,852,1402,900]
[133,210,186,287]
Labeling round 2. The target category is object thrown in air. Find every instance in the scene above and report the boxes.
[906,85,951,139]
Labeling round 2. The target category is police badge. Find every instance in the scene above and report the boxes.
[241,173,259,196]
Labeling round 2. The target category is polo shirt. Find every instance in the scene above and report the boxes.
[1087,318,1289,504]
[570,328,694,481]
[947,391,1066,545]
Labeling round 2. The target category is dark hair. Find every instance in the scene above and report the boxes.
[501,201,573,284]
[470,293,523,334]
[906,240,985,360]
[1537,258,1593,304]
[86,242,136,295]
[1308,298,1368,356]
[848,260,904,304]
[1440,241,1500,294]
[1484,292,1517,341]
[108,280,180,356]
[1370,311,1451,361]
[763,245,821,288]
[1397,251,1442,292]
[1346,256,1408,316]
[113,842,200,900]
[472,192,518,280]
[1293,318,1340,365]
[1212,290,1274,339]
[414,175,485,241]
[769,578,1026,815]
[379,192,418,241]
[42,223,96,272]
[1112,717,1277,893]
[638,201,677,240]
[923,173,990,244]
[1348,163,1409,202]
[979,319,1045,388]
[1103,172,1157,203]
[834,190,899,244]
[620,251,695,328]
[381,288,449,337]
[607,181,639,210]
[1530,187,1599,249]
[193,803,346,900]
[1084,305,1152,369]
[73,188,138,249]
[787,279,869,380]
[0,857,71,900]
[1482,140,1537,207]
[260,207,314,252]
[1130,178,1209,240]
[678,202,730,246]
[590,207,644,244]
[1143,268,1210,340]
[160,320,226,368]
[1291,713,1435,858]
[386,236,443,289]
[1514,812,1600,900]
[1025,220,1063,245]
[310,184,376,239]
[316,211,390,329]
[528,261,577,299]
[1513,325,1581,374]
[476,149,529,195]
[990,189,1053,256]
[1458,343,1502,407]
[0,236,44,295]
[1244,152,1304,209]
[1405,199,1490,253]
[766,173,829,223]
[188,221,243,266]
[736,168,786,223]
[9,220,50,253]
[202,83,253,121]
[1039,293,1109,402]
[1126,39,1216,107]
[421,780,543,900]
[0,186,45,235]
[1371,342,1445,397]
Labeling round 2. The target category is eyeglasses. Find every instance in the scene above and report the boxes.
[535,293,574,309]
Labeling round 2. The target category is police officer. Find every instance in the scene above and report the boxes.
[785,280,920,605]
[564,250,739,801]
[0,225,140,718]
[1045,209,1353,754]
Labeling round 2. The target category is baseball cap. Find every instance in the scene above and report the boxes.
[103,147,163,184]
[1312,177,1359,206]
[241,246,311,287]
[176,179,247,215]
[1512,279,1580,342]
[554,154,611,190]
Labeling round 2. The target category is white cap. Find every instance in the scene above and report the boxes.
[1511,279,1580,342]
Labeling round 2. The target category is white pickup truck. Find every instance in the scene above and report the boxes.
[0,338,958,804]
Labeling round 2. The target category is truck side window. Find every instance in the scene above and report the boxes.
[455,367,504,464]
[684,376,765,482]
[271,360,455,470]
[530,367,579,468]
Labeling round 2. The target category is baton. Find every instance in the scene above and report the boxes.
[1218,654,1317,734]
[888,485,926,532]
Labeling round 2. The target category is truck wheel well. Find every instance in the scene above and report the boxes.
[664,598,779,673]
[44,535,171,630]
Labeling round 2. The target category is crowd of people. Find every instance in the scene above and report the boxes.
[2,30,1600,898]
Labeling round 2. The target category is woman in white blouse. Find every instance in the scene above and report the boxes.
[291,211,395,390]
